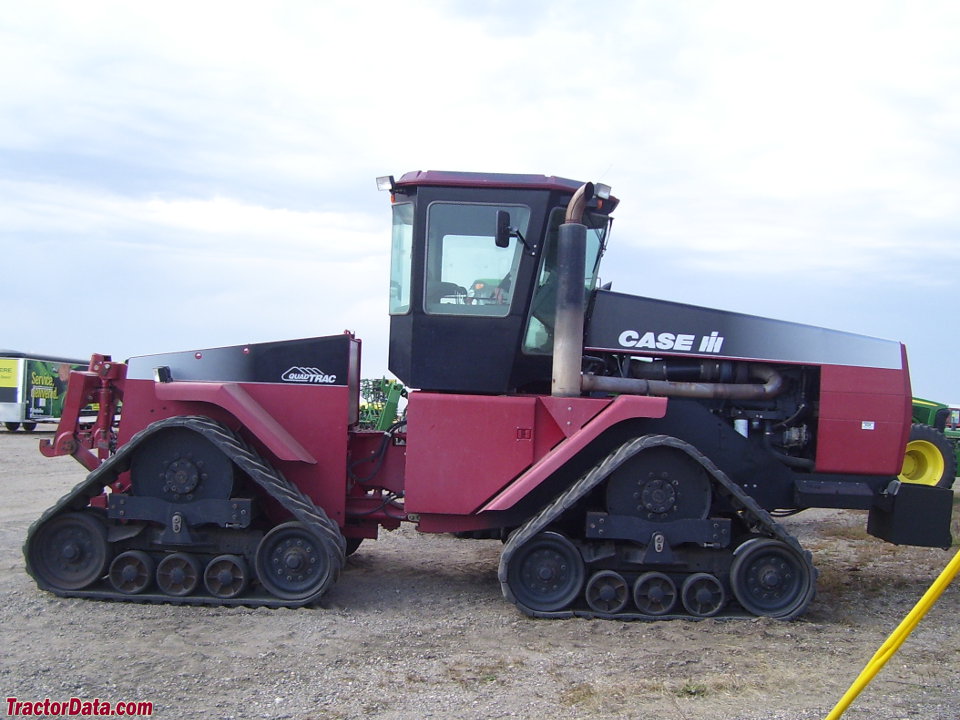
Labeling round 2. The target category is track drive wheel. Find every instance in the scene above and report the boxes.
[109,550,154,594]
[504,531,585,612]
[27,511,110,590]
[605,446,712,521]
[899,424,957,488]
[730,538,815,618]
[255,522,338,601]
[130,426,235,501]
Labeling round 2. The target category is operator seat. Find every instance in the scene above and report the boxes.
[426,281,467,306]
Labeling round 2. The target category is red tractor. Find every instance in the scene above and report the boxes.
[25,171,954,619]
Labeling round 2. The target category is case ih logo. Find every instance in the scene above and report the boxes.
[618,330,725,354]
[281,367,338,384]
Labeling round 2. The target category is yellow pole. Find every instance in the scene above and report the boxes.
[824,547,960,720]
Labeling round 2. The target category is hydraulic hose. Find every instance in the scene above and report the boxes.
[762,432,815,470]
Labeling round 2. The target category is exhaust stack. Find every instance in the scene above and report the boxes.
[552,183,593,397]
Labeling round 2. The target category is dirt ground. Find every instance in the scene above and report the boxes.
[2,430,959,720]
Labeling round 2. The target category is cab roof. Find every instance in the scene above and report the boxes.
[395,170,587,193]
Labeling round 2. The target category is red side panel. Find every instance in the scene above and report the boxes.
[815,347,912,475]
[404,392,667,517]
[404,394,546,515]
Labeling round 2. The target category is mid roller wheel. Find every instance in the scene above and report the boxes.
[633,571,678,616]
[204,554,249,599]
[156,552,201,596]
[680,573,726,617]
[585,570,629,614]
[109,550,154,594]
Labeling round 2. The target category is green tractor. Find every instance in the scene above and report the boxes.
[359,378,406,431]
[903,397,960,488]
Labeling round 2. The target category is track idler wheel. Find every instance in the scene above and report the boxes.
[585,570,629,614]
[255,522,338,601]
[156,552,202,596]
[108,550,155,594]
[633,571,678,616]
[680,573,726,617]
[504,531,585,613]
[204,554,249,599]
[27,512,110,591]
[730,538,815,618]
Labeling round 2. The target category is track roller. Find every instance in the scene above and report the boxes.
[108,550,154,594]
[585,570,629,614]
[156,553,202,596]
[204,555,249,599]
[680,573,726,617]
[633,572,677,616]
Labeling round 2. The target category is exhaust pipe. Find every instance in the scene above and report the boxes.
[581,363,784,400]
[552,183,594,397]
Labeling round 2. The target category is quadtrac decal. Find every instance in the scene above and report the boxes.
[281,366,338,384]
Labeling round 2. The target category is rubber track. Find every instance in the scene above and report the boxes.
[498,434,816,620]
[24,415,345,607]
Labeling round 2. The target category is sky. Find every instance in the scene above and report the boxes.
[3,0,960,401]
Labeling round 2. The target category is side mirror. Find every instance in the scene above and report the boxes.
[495,210,511,248]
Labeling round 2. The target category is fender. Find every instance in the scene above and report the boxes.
[154,381,316,464]
[480,393,668,512]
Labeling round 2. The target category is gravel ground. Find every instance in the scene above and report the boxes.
[2,430,959,720]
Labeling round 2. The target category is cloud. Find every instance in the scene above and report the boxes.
[2,176,391,368]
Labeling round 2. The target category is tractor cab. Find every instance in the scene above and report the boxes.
[381,171,617,393]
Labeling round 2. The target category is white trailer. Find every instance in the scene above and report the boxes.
[0,351,89,431]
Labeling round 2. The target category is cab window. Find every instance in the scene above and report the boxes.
[389,203,414,315]
[524,208,609,353]
[424,202,530,317]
